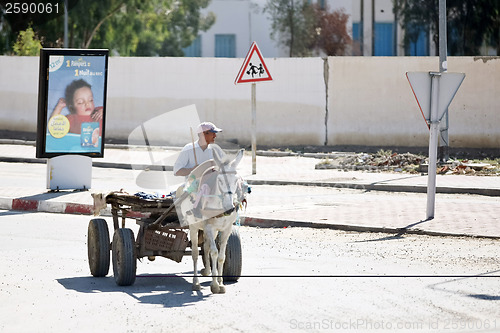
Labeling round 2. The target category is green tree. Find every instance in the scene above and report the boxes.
[487,2,500,55]
[0,20,11,55]
[447,0,500,55]
[12,27,42,56]
[393,0,500,55]
[0,0,79,53]
[264,0,317,57]
[1,0,215,56]
[264,0,351,57]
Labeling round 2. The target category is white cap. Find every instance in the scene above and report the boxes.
[197,122,222,134]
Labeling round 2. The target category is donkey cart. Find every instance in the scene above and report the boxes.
[87,192,243,286]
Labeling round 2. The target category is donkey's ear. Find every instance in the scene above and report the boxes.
[231,149,244,168]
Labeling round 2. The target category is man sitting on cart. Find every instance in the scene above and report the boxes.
[173,122,223,177]
[173,122,225,219]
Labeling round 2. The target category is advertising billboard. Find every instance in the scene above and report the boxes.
[36,48,109,158]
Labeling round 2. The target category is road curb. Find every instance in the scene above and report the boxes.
[0,197,95,215]
[0,156,46,164]
[246,179,500,196]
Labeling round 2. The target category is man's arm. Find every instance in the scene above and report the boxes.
[174,166,197,177]
[173,145,197,176]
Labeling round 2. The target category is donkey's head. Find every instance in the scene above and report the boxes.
[212,146,244,213]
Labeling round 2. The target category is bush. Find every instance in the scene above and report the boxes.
[13,27,42,56]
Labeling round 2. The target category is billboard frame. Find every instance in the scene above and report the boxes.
[36,48,109,158]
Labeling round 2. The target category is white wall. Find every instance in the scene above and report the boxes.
[327,56,500,148]
[0,56,39,132]
[105,56,326,145]
[1,55,499,149]
[327,57,436,146]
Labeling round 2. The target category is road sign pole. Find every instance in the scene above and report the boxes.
[407,70,464,220]
[251,83,257,175]
[235,42,273,175]
[426,72,441,220]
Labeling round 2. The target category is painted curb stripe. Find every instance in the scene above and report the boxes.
[64,203,94,215]
[12,199,38,211]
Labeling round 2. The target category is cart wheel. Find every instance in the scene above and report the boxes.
[112,228,137,286]
[87,218,110,277]
[223,227,242,282]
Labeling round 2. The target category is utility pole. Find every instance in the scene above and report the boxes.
[360,0,364,55]
[438,0,449,161]
[371,0,375,56]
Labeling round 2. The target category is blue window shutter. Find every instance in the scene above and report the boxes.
[407,24,429,56]
[353,22,360,41]
[374,23,394,56]
[183,36,202,57]
[215,34,236,58]
[411,29,429,56]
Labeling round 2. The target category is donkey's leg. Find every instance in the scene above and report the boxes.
[189,227,201,291]
[204,225,220,294]
[201,237,212,276]
[201,235,211,277]
[215,226,232,294]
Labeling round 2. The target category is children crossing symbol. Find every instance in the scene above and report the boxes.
[235,42,273,84]
[246,63,265,78]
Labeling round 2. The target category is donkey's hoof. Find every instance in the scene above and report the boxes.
[192,283,201,291]
[210,284,220,294]
[218,285,226,294]
[201,268,210,277]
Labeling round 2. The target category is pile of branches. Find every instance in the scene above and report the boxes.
[337,151,425,172]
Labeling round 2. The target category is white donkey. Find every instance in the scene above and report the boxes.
[179,146,245,293]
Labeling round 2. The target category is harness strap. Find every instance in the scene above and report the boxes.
[214,205,238,218]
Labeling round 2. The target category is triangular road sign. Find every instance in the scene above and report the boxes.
[235,42,273,84]
[406,71,465,128]
[406,72,431,127]
[438,72,465,119]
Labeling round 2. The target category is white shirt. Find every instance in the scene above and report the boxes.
[173,140,214,175]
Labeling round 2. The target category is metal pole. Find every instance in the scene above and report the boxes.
[360,0,364,55]
[426,72,441,220]
[371,0,375,56]
[438,0,449,161]
[393,8,398,56]
[439,0,447,72]
[64,0,68,48]
[251,83,257,175]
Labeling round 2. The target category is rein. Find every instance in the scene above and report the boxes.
[214,204,240,218]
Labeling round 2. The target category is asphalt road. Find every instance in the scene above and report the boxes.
[1,210,499,332]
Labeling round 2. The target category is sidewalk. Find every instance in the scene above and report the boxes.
[1,141,500,238]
